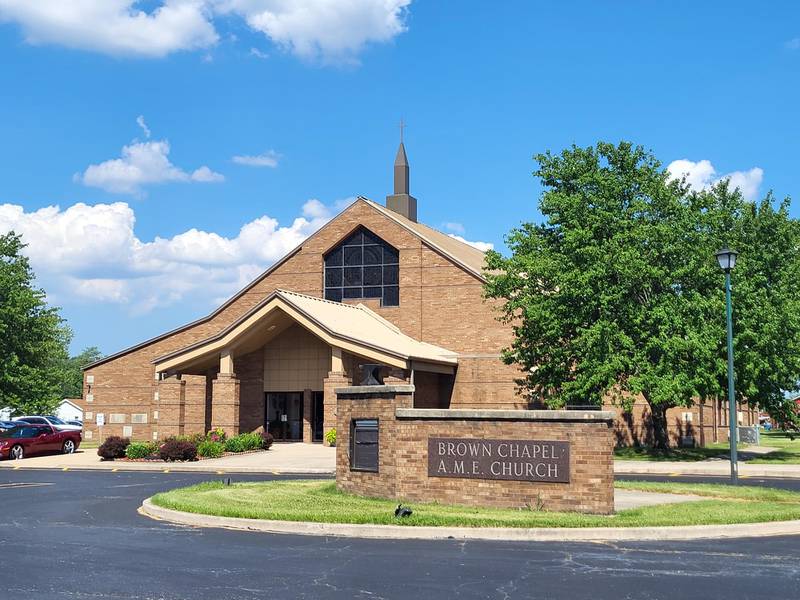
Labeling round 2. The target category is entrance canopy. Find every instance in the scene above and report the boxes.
[152,289,457,376]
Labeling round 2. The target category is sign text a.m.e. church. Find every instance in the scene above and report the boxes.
[428,438,570,483]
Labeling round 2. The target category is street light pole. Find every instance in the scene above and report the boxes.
[716,247,739,484]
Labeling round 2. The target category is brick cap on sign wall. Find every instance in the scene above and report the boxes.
[396,408,616,422]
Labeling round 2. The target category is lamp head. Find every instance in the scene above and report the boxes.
[715,247,738,272]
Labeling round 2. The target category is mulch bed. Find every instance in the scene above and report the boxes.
[106,448,269,463]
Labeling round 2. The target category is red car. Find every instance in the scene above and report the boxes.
[0,424,82,460]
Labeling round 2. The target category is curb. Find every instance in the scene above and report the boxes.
[139,498,800,542]
[615,464,800,480]
[0,463,334,475]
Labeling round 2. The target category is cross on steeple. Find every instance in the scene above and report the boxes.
[399,118,405,143]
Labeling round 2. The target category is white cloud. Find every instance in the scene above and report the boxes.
[249,47,268,59]
[442,222,465,235]
[76,121,224,195]
[213,0,411,64]
[0,0,218,58]
[0,1,411,63]
[232,150,280,168]
[448,234,493,253]
[667,159,764,201]
[0,198,338,313]
[190,165,225,182]
[136,115,151,139]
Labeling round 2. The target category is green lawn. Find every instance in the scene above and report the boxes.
[614,430,800,464]
[150,479,800,528]
[747,431,800,464]
[614,445,731,462]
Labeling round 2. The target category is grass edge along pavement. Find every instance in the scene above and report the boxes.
[150,479,800,529]
[613,431,800,464]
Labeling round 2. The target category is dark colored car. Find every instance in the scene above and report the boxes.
[0,420,23,432]
[0,424,82,460]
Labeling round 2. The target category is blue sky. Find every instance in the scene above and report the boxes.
[0,1,798,356]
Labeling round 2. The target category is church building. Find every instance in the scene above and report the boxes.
[82,140,757,447]
[82,140,520,445]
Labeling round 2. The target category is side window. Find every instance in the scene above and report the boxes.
[324,227,399,307]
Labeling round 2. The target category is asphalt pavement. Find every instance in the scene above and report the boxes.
[1,468,799,600]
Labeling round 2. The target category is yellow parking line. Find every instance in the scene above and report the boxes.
[163,469,170,473]
[272,470,281,475]
[216,470,225,475]
[62,467,69,471]
[669,472,681,477]
[111,468,118,472]
[12,465,20,470]
[739,474,750,479]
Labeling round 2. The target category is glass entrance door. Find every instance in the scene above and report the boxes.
[265,392,303,441]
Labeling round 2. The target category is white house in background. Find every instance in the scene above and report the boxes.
[0,399,84,422]
[55,399,84,422]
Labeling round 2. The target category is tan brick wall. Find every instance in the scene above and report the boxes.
[264,325,329,392]
[210,375,240,436]
[336,389,614,514]
[238,348,265,433]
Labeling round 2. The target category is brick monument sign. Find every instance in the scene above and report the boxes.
[335,384,615,515]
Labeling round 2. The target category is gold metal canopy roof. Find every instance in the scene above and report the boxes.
[153,289,457,375]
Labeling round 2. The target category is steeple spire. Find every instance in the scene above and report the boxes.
[386,120,417,222]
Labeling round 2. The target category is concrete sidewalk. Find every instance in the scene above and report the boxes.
[0,443,336,474]
[616,460,800,479]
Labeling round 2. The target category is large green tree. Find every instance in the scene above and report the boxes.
[484,142,800,447]
[0,231,72,415]
[57,346,103,400]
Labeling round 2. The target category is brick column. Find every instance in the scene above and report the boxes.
[303,388,313,443]
[211,374,241,436]
[323,372,350,446]
[157,377,186,439]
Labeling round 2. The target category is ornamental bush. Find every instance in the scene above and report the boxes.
[97,436,130,460]
[125,441,158,459]
[197,440,225,458]
[224,432,262,453]
[206,427,226,443]
[325,428,337,447]
[159,439,198,462]
[261,431,274,450]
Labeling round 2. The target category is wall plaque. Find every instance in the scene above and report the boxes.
[428,438,570,483]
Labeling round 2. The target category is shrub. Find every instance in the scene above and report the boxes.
[159,439,198,462]
[125,441,158,459]
[224,431,263,453]
[206,427,226,443]
[261,431,274,450]
[197,440,225,458]
[325,428,337,447]
[98,436,130,460]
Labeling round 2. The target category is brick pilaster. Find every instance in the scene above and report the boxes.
[211,374,241,436]
[323,371,351,446]
[157,377,186,439]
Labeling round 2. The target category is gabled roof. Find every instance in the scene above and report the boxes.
[85,197,485,370]
[60,399,84,411]
[153,289,457,374]
[361,198,488,279]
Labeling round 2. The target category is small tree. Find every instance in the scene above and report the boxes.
[0,232,72,415]
[485,142,800,448]
[57,346,103,399]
